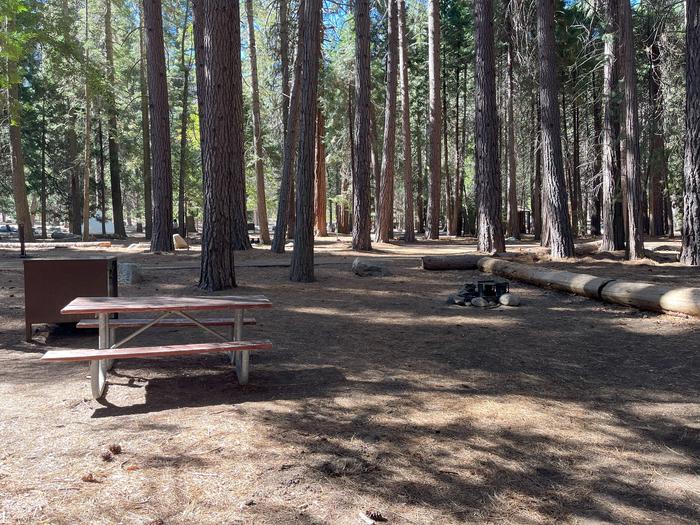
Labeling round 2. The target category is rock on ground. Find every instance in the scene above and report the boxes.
[352,257,391,277]
[117,262,142,284]
[173,233,189,249]
[499,293,521,306]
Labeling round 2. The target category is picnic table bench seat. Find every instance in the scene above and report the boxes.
[76,316,256,330]
[41,340,272,362]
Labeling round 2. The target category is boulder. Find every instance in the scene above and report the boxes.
[117,262,142,284]
[173,233,189,249]
[352,257,391,277]
[499,293,521,306]
[471,297,490,307]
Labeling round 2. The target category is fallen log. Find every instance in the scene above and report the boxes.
[600,281,700,317]
[421,254,483,271]
[477,258,613,299]
[477,257,700,317]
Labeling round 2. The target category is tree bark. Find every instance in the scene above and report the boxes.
[40,97,47,238]
[82,3,91,241]
[377,0,398,243]
[397,0,414,243]
[314,108,327,236]
[537,0,574,258]
[5,15,34,242]
[245,0,271,244]
[198,0,246,289]
[416,121,425,233]
[279,0,290,138]
[506,10,519,239]
[600,0,625,251]
[370,98,381,221]
[647,39,667,237]
[139,1,153,239]
[144,0,174,251]
[353,0,372,251]
[591,70,602,235]
[105,0,126,237]
[177,0,191,238]
[532,94,542,240]
[97,114,107,235]
[290,0,322,282]
[682,0,700,265]
[61,0,81,235]
[426,0,441,239]
[572,79,581,237]
[474,0,505,253]
[618,0,645,259]
[271,0,304,253]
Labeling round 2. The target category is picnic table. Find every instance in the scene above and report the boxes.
[42,295,273,399]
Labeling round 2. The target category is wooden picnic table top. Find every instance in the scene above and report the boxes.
[61,295,272,316]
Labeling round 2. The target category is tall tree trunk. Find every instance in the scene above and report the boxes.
[572,80,581,237]
[289,0,322,282]
[144,0,174,252]
[647,39,667,237]
[426,0,441,239]
[279,0,290,138]
[537,0,574,258]
[619,0,645,259]
[370,99,381,220]
[443,75,452,235]
[67,108,81,234]
[398,0,415,243]
[40,97,47,238]
[346,82,355,235]
[506,10,519,239]
[271,0,304,253]
[97,114,107,235]
[532,94,542,240]
[474,0,505,253]
[600,0,625,251]
[682,0,700,265]
[82,2,91,241]
[177,0,191,238]
[314,108,327,236]
[591,70,602,235]
[139,1,152,239]
[452,74,465,236]
[416,121,425,233]
[61,0,81,235]
[105,0,126,237]
[377,0,398,243]
[246,0,271,243]
[353,58,373,249]
[198,0,245,290]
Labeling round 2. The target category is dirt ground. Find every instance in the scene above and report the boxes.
[1,235,699,524]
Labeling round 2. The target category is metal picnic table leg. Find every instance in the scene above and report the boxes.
[90,313,108,399]
[234,309,249,385]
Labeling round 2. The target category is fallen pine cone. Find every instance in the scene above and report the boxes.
[108,443,122,455]
[81,472,96,483]
[365,510,387,522]
[101,451,113,462]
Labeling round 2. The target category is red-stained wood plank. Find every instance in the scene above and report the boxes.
[41,340,273,362]
[76,317,257,329]
[61,295,272,316]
